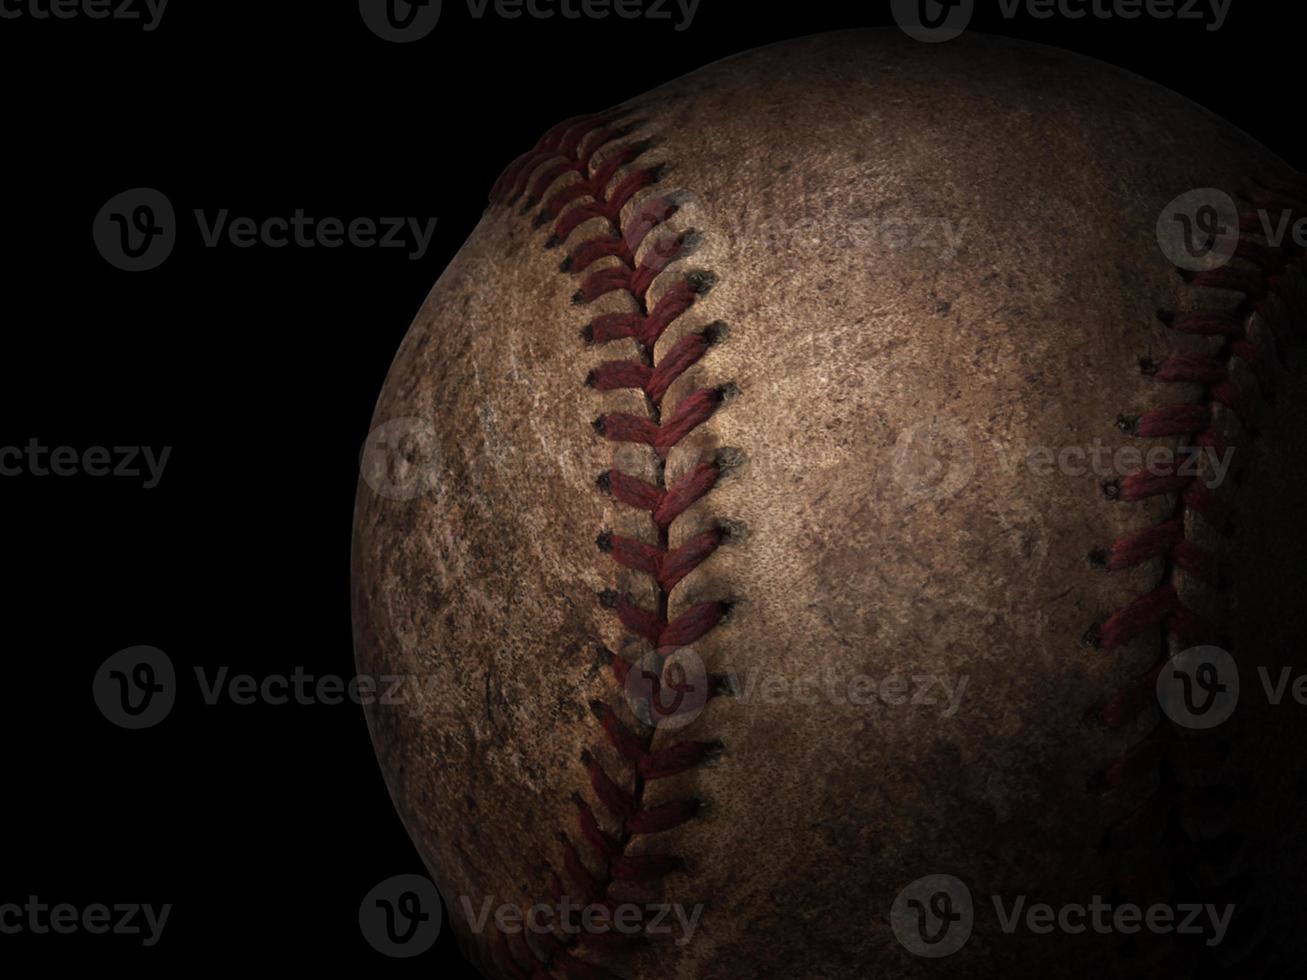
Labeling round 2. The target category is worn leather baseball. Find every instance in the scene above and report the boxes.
[352,29,1307,977]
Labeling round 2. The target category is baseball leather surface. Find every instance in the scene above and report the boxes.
[353,29,1307,977]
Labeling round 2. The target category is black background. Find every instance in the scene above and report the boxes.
[3,0,1303,973]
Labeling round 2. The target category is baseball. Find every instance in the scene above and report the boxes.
[353,29,1307,976]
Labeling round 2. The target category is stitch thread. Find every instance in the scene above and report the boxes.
[481,112,732,979]
[1089,174,1306,965]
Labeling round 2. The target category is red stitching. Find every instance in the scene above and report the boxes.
[1088,177,1306,949]
[478,113,731,979]
[477,125,1307,980]
[1092,178,1305,661]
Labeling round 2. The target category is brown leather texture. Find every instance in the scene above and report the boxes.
[352,29,1307,977]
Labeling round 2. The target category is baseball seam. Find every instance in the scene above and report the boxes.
[477,115,1307,976]
[481,111,731,980]
[1086,173,1307,962]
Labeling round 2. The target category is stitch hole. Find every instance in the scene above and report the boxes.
[716,518,748,545]
[595,471,612,494]
[586,699,614,722]
[673,854,697,875]
[1157,309,1176,326]
[1115,414,1140,435]
[597,589,621,610]
[643,161,669,185]
[686,270,717,295]
[713,446,749,475]
[716,382,741,404]
[1138,357,1160,376]
[1087,548,1110,568]
[1082,625,1103,649]
[1101,479,1122,501]
[701,321,729,346]
[672,229,704,259]
[699,740,727,765]
[596,531,614,553]
[711,673,741,699]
